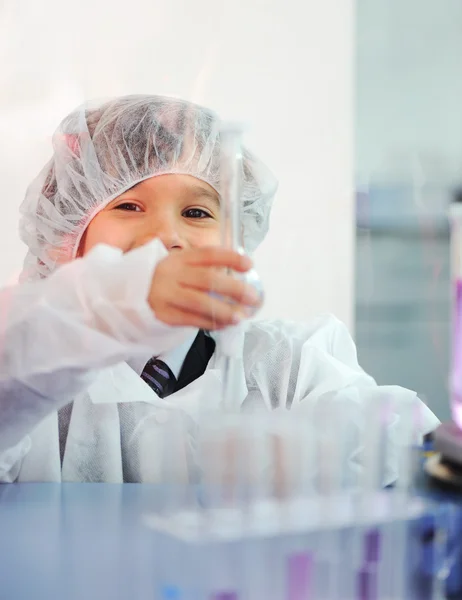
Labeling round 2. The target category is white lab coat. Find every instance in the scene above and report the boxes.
[0,240,439,484]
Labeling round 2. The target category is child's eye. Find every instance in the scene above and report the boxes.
[183,208,212,219]
[114,202,142,212]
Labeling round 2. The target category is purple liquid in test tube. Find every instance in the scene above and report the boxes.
[286,552,313,600]
[357,567,377,600]
[364,529,380,564]
[356,529,380,600]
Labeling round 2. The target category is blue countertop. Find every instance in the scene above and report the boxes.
[0,483,169,600]
[3,472,462,600]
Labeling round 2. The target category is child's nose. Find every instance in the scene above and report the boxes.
[140,221,184,250]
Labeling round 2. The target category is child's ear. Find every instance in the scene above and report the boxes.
[45,232,79,267]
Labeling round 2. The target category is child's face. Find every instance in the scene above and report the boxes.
[79,174,222,256]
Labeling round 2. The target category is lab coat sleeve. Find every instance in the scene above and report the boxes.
[292,315,440,486]
[0,239,195,455]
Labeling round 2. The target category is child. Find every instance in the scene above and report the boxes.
[0,94,439,484]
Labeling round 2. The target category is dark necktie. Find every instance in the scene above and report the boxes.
[176,331,216,392]
[141,358,177,399]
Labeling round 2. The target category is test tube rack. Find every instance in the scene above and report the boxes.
[146,491,445,600]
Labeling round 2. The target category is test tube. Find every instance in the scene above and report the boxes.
[219,122,244,254]
[197,415,239,511]
[350,395,394,600]
[394,396,422,497]
[385,397,425,600]
[286,551,314,600]
[241,416,277,600]
[219,123,244,414]
[356,526,381,600]
[361,395,393,496]
[312,397,348,599]
[449,191,462,428]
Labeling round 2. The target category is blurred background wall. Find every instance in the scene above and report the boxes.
[355,0,462,420]
[0,0,354,327]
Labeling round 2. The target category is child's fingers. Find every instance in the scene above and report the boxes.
[179,269,261,307]
[186,247,252,273]
[167,288,246,326]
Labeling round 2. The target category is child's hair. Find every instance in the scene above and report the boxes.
[19,94,278,281]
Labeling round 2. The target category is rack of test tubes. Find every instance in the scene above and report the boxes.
[144,403,449,600]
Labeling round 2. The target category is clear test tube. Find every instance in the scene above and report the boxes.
[361,394,394,496]
[218,122,245,414]
[386,396,425,600]
[449,192,462,327]
[197,415,239,512]
[394,395,423,498]
[450,192,462,429]
[219,122,244,255]
[253,412,313,600]
[350,395,393,600]
[312,396,349,600]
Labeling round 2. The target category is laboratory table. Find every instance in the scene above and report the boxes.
[3,468,462,600]
[0,483,169,600]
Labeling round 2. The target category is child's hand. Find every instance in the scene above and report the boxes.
[149,248,262,330]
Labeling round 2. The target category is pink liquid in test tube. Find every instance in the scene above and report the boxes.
[287,552,313,600]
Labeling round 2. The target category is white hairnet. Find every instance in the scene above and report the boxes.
[19,94,278,280]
